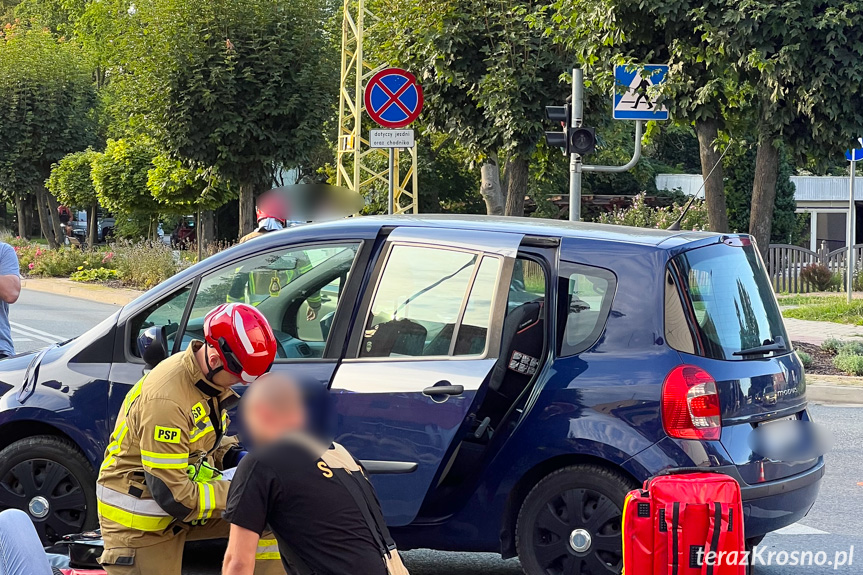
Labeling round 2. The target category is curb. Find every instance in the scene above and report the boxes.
[21,278,143,306]
[806,384,863,406]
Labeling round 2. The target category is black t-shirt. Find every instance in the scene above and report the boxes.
[223,440,387,575]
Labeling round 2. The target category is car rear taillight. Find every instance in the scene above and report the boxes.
[661,365,721,440]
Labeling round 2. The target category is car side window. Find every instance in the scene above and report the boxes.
[181,243,359,359]
[559,262,616,356]
[360,244,500,358]
[128,284,193,357]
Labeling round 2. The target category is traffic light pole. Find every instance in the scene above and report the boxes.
[569,68,584,222]
[567,69,644,221]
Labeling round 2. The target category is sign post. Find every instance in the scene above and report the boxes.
[845,141,863,302]
[364,68,424,214]
[570,68,583,222]
[550,66,666,221]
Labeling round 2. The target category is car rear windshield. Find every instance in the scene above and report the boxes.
[666,240,789,361]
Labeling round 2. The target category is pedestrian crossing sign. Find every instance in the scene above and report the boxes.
[613,64,669,121]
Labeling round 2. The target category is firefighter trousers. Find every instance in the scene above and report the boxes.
[100,519,285,575]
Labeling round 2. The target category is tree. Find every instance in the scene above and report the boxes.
[724,140,798,243]
[0,25,96,244]
[113,0,336,236]
[548,0,739,231]
[91,137,161,237]
[698,0,863,256]
[377,0,568,216]
[46,149,100,246]
[148,154,234,249]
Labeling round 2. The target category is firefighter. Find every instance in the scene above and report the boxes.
[227,200,321,319]
[96,303,284,575]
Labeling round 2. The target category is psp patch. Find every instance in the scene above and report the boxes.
[154,426,182,444]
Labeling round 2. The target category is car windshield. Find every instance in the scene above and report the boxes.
[668,240,789,361]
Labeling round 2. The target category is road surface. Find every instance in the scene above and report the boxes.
[11,289,863,574]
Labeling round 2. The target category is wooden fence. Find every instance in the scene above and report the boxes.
[767,243,863,293]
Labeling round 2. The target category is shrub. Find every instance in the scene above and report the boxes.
[70,267,119,282]
[111,240,188,290]
[30,247,93,277]
[822,338,842,354]
[797,351,812,368]
[800,264,835,291]
[833,353,863,376]
[596,192,709,231]
[837,341,863,357]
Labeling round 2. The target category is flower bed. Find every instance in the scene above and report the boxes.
[3,234,199,290]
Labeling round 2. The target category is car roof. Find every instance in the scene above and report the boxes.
[300,214,720,248]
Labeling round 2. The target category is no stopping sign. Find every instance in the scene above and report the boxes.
[364,68,424,129]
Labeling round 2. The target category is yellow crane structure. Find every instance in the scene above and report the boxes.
[335,0,418,214]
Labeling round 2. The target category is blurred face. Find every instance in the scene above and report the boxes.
[241,376,307,445]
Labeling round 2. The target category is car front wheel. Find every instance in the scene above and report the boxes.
[516,464,634,575]
[0,436,97,543]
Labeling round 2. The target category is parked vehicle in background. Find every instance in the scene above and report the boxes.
[0,216,823,574]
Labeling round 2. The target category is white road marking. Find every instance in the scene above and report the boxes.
[12,336,33,342]
[774,523,829,535]
[9,321,64,344]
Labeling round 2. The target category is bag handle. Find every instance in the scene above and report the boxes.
[702,502,730,575]
[666,502,681,575]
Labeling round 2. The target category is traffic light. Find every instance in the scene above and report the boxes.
[545,105,571,154]
[570,126,596,156]
[545,105,596,157]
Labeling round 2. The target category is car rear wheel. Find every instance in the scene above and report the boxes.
[516,465,634,575]
[0,436,97,543]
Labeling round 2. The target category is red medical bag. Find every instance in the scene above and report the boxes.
[622,472,745,575]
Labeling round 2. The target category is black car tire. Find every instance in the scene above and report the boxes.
[0,435,98,543]
[516,464,634,575]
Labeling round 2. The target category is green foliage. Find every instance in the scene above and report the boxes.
[114,0,336,191]
[800,264,835,292]
[822,337,842,354]
[797,351,812,368]
[833,353,863,376]
[723,141,797,242]
[147,155,233,212]
[837,341,863,357]
[416,135,484,214]
[27,246,93,276]
[70,266,117,282]
[46,148,98,207]
[110,239,187,289]
[0,25,97,197]
[91,137,158,215]
[784,301,863,325]
[596,192,708,231]
[378,0,568,158]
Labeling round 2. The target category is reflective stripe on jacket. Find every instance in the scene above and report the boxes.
[97,341,239,547]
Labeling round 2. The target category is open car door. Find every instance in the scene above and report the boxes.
[330,227,523,526]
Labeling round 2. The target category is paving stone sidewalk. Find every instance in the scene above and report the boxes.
[783,317,863,346]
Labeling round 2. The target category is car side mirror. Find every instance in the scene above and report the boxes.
[137,325,168,369]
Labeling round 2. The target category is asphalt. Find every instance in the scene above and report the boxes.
[11,289,863,574]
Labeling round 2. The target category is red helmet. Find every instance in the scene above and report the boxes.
[256,193,289,225]
[203,303,277,383]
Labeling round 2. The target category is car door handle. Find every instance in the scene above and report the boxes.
[422,384,464,396]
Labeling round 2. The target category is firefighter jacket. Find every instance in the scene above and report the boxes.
[97,341,241,548]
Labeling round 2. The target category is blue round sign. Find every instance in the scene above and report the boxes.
[365,68,424,129]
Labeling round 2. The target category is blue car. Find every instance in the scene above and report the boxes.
[0,216,823,574]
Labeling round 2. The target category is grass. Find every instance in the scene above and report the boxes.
[782,300,863,325]
[775,294,846,306]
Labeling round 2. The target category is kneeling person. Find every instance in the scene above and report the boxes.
[97,303,284,575]
[223,374,408,575]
